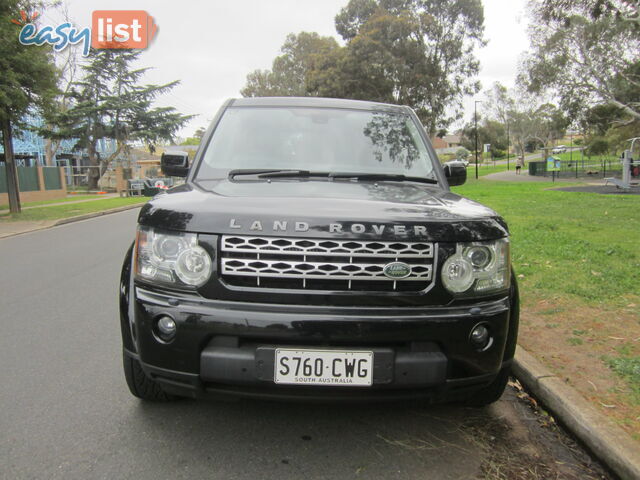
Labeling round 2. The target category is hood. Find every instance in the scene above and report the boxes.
[137,179,508,242]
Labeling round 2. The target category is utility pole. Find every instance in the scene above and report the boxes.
[474,100,481,180]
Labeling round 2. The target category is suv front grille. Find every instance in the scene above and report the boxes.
[220,235,436,292]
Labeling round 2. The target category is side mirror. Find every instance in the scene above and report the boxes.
[443,161,467,186]
[161,151,189,178]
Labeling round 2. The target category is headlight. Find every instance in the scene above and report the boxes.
[441,238,510,295]
[135,226,213,287]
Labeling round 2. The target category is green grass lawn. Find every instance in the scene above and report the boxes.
[0,197,147,222]
[469,163,511,177]
[0,195,99,211]
[453,179,640,305]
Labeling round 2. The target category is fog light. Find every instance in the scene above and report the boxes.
[156,316,176,340]
[470,324,490,349]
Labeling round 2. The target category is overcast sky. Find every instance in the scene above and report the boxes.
[45,0,530,138]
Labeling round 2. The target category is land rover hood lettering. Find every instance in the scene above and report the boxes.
[138,185,509,241]
[228,219,428,236]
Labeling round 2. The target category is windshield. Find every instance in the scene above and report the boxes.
[195,107,436,180]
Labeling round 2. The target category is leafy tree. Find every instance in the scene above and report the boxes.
[586,137,609,156]
[483,120,508,153]
[579,102,638,154]
[0,0,58,213]
[533,103,570,146]
[536,0,639,24]
[474,82,570,157]
[521,1,640,123]
[194,127,206,139]
[483,82,514,126]
[508,104,569,156]
[41,48,77,166]
[604,121,638,153]
[581,103,625,136]
[309,10,436,109]
[460,118,508,157]
[38,3,79,166]
[311,0,486,135]
[241,1,486,136]
[241,32,339,97]
[48,49,192,190]
[456,147,470,160]
[180,127,206,146]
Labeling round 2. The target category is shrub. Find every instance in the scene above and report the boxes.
[491,148,506,159]
[456,147,470,160]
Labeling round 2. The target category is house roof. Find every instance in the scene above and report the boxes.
[442,134,461,144]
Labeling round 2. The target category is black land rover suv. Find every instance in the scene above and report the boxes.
[119,97,519,405]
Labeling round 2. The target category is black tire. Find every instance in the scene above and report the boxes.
[123,352,177,402]
[465,366,510,407]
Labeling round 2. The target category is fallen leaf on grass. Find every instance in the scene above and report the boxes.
[591,271,602,276]
[599,402,616,408]
[518,274,525,279]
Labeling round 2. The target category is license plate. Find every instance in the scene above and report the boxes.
[274,349,374,386]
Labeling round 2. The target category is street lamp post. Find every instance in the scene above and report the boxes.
[570,131,576,178]
[506,119,510,171]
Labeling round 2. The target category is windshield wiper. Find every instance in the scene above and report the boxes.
[328,172,438,185]
[228,169,437,184]
[228,169,311,180]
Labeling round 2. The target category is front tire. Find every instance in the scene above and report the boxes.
[123,352,177,402]
[465,366,510,406]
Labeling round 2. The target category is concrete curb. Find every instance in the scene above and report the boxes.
[513,346,640,480]
[0,203,145,239]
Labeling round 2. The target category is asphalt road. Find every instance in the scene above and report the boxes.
[0,210,608,480]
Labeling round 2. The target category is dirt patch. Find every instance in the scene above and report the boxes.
[520,298,640,438]
[458,385,610,479]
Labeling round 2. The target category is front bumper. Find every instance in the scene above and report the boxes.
[127,286,514,401]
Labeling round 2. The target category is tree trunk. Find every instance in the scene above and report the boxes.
[1,118,21,214]
[87,141,100,191]
[44,138,60,166]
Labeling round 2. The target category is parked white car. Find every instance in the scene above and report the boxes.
[552,145,567,154]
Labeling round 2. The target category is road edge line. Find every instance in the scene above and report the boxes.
[52,203,146,226]
[513,345,640,480]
